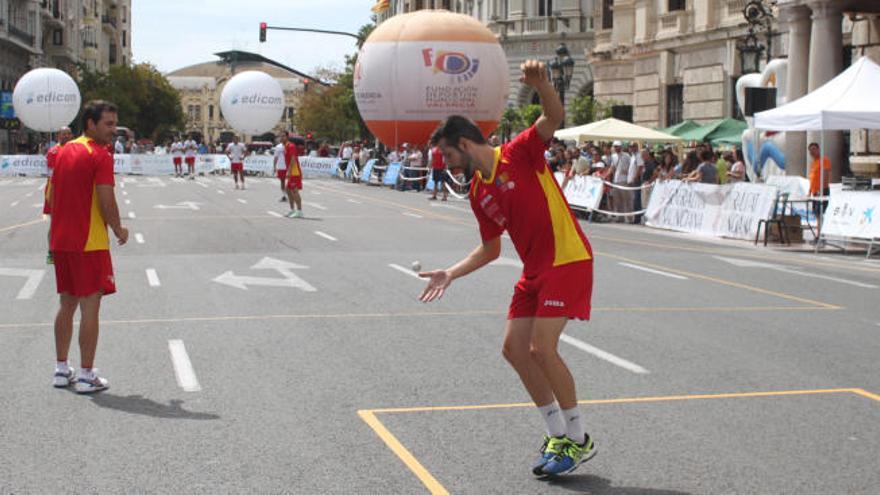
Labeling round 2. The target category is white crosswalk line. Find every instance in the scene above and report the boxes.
[237,198,247,204]
[267,211,283,218]
[306,202,327,210]
[135,233,144,244]
[559,334,650,374]
[168,340,201,392]
[618,262,688,280]
[314,231,337,241]
[146,268,161,287]
[128,212,136,219]
[402,212,423,219]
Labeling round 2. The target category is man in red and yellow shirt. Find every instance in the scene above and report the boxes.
[419,60,596,476]
[285,136,304,218]
[49,100,128,394]
[808,142,831,220]
[43,126,73,264]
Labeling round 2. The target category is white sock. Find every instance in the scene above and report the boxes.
[55,361,69,373]
[537,402,566,437]
[78,367,94,379]
[562,406,585,444]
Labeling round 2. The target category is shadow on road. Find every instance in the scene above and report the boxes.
[85,393,220,420]
[544,474,693,495]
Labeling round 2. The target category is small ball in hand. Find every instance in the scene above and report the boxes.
[411,261,421,272]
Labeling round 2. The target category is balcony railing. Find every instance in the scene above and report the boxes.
[83,40,98,49]
[101,14,117,29]
[658,11,687,37]
[8,24,36,46]
[523,17,552,34]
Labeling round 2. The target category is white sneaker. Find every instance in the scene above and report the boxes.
[286,210,297,218]
[75,370,109,394]
[293,210,303,218]
[52,366,76,388]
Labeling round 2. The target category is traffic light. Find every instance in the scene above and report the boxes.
[259,22,267,42]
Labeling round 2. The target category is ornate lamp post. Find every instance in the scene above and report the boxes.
[548,43,575,125]
[737,0,774,74]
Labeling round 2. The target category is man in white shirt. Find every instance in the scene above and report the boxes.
[273,135,288,202]
[225,135,249,190]
[171,140,184,177]
[183,137,198,179]
[406,146,424,191]
[114,137,125,155]
[610,140,633,221]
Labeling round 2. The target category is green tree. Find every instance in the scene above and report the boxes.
[499,107,522,141]
[570,95,618,125]
[518,104,543,127]
[76,63,184,141]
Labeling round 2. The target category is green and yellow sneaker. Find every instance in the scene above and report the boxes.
[532,435,567,476]
[541,434,597,476]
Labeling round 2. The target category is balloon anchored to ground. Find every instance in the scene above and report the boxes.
[12,68,81,132]
[354,10,510,148]
[220,71,285,135]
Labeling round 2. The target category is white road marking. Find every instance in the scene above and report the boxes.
[168,340,202,392]
[36,184,44,191]
[9,201,19,207]
[429,202,469,213]
[135,233,144,244]
[213,257,316,291]
[402,212,423,219]
[306,202,327,210]
[195,181,208,188]
[25,192,34,197]
[124,199,131,205]
[154,202,201,210]
[217,189,225,195]
[389,263,422,279]
[267,211,283,218]
[618,262,688,280]
[347,198,362,204]
[121,191,128,196]
[559,334,650,374]
[145,268,161,287]
[119,182,125,189]
[31,203,43,208]
[311,191,322,196]
[714,256,878,289]
[128,212,136,219]
[314,231,337,242]
[236,198,248,204]
[0,268,45,299]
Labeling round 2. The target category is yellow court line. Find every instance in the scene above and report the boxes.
[591,233,880,275]
[0,305,838,330]
[358,410,449,495]
[359,387,878,494]
[601,253,843,310]
[0,217,46,234]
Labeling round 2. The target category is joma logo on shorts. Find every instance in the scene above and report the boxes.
[543,300,565,307]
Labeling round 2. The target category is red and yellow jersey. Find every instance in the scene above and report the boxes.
[49,136,115,252]
[285,142,302,178]
[469,125,592,276]
[46,143,63,173]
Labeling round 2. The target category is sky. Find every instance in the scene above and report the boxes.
[132,0,375,77]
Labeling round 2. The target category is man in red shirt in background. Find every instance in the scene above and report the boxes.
[49,100,128,394]
[44,126,73,264]
[428,143,448,201]
[419,60,597,477]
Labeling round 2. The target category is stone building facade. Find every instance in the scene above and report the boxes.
[166,51,319,145]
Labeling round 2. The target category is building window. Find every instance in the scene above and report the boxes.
[668,0,686,12]
[538,0,553,17]
[194,105,202,121]
[602,0,613,29]
[53,29,63,46]
[666,84,683,127]
[209,105,214,121]
[122,30,127,47]
[287,107,295,119]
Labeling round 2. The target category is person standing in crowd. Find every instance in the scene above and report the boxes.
[114,136,125,155]
[44,126,73,265]
[318,142,330,157]
[407,144,424,192]
[685,150,719,184]
[183,135,198,179]
[808,142,831,221]
[726,151,746,183]
[658,150,678,181]
[273,133,290,202]
[49,100,128,393]
[225,135,248,190]
[428,143,448,201]
[420,60,597,478]
[715,150,729,185]
[171,139,184,177]
[609,140,632,222]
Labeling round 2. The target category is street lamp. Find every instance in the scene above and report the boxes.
[548,43,575,124]
[738,32,764,74]
[737,0,774,74]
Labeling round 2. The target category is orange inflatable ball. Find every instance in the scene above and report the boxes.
[354,10,509,148]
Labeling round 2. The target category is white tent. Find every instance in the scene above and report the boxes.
[754,56,880,131]
[554,118,683,143]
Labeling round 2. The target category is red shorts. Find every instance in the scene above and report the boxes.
[231,162,244,172]
[185,156,195,166]
[173,157,182,166]
[287,175,302,190]
[53,250,116,297]
[277,169,287,180]
[508,261,593,320]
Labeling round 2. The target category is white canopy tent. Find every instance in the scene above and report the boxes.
[754,56,880,251]
[554,118,683,144]
[754,56,880,131]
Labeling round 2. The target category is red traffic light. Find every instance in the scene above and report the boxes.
[259,22,267,42]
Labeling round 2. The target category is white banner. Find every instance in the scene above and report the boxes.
[0,155,47,176]
[298,156,342,178]
[645,180,778,240]
[555,172,604,211]
[821,191,880,239]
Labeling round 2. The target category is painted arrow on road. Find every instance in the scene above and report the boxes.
[212,257,316,291]
[154,201,202,210]
[0,268,45,299]
[714,256,878,289]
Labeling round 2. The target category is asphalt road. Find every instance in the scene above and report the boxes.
[1,173,878,494]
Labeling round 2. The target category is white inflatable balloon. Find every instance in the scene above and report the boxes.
[220,71,284,135]
[12,68,81,132]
